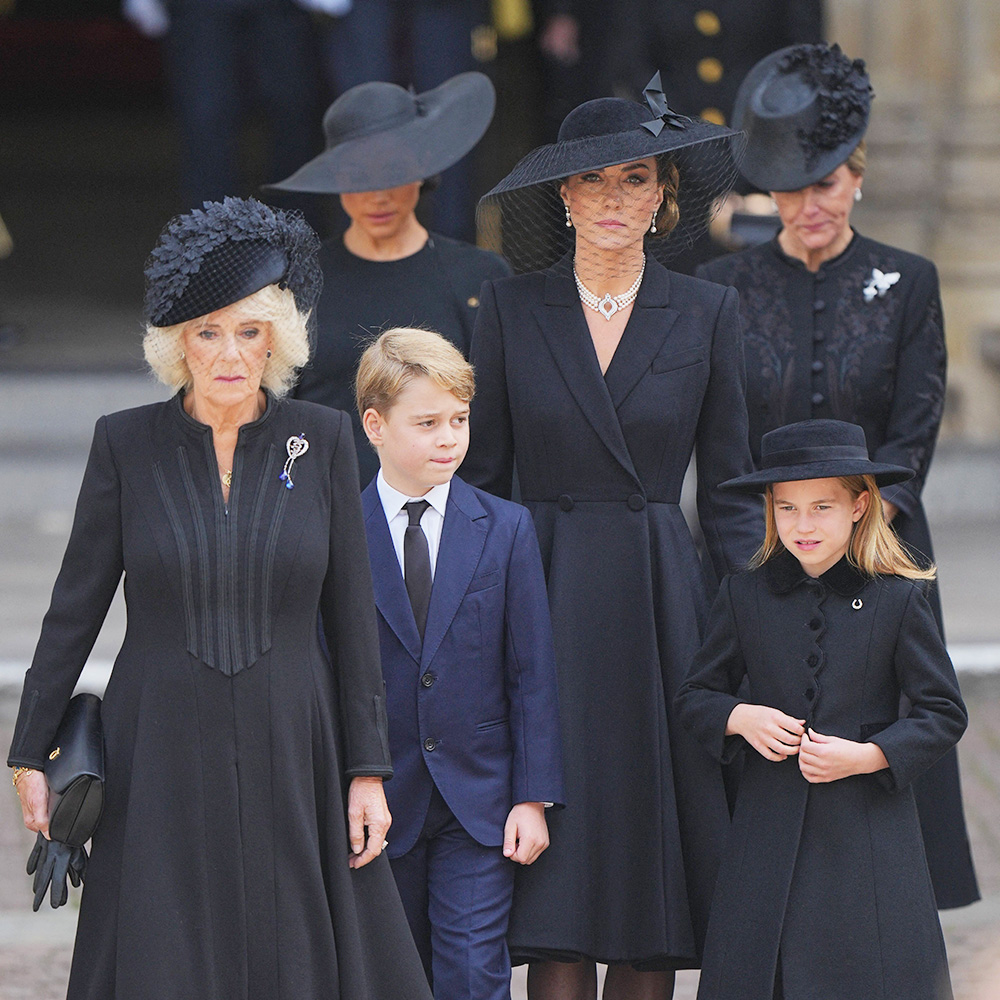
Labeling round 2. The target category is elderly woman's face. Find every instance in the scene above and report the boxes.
[560,158,664,254]
[340,182,423,241]
[771,164,862,255]
[181,298,273,406]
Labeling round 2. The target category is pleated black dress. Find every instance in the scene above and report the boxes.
[697,232,980,909]
[462,259,762,968]
[7,395,433,1000]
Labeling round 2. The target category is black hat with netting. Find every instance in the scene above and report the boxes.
[477,73,746,276]
[143,197,322,328]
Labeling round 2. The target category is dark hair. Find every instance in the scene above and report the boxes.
[420,174,441,194]
[652,155,680,238]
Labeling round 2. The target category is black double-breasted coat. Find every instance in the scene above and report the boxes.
[697,232,980,908]
[7,395,432,1000]
[462,259,761,967]
[676,552,966,1000]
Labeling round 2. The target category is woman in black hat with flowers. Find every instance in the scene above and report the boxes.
[676,418,965,1000]
[461,78,761,998]
[8,197,432,1000]
[696,42,979,910]
[269,72,511,486]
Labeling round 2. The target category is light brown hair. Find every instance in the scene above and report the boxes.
[750,474,935,580]
[355,326,475,418]
[846,139,867,177]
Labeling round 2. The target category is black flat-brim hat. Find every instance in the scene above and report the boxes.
[267,72,495,195]
[720,419,913,494]
[733,43,872,192]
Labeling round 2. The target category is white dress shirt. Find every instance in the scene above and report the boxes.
[375,470,451,580]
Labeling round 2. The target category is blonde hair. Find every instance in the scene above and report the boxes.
[750,474,935,580]
[143,283,310,398]
[355,327,475,417]
[845,139,867,177]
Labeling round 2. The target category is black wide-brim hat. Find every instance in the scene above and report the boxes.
[143,197,322,328]
[267,72,495,195]
[720,419,913,494]
[733,43,872,192]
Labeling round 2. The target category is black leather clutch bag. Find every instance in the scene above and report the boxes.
[46,693,105,847]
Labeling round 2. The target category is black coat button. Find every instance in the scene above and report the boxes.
[811,360,824,374]
[807,653,819,667]
[805,687,815,700]
[627,494,646,511]
[813,299,826,311]
[815,271,826,282]
[809,618,821,630]
[420,673,435,688]
[813,330,825,343]
[811,392,825,406]
[423,738,438,752]
[558,494,574,512]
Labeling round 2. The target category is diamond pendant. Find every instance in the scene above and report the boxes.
[598,294,619,320]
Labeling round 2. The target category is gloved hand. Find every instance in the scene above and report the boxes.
[26,833,88,911]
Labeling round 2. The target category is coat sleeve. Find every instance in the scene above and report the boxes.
[320,412,393,780]
[7,416,124,769]
[504,506,565,807]
[873,261,947,518]
[463,279,515,499]
[695,284,765,578]
[870,584,967,793]
[674,575,749,765]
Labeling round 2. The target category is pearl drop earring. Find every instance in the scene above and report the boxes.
[854,188,863,202]
[565,204,573,228]
[650,212,657,234]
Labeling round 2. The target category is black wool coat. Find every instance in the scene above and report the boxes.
[675,552,966,1000]
[463,259,761,967]
[697,232,980,909]
[7,396,432,1000]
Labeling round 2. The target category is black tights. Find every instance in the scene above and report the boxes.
[526,960,675,1000]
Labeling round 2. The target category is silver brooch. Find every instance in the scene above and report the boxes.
[852,598,864,610]
[863,268,900,303]
[279,433,309,490]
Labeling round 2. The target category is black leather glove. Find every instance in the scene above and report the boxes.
[26,833,88,911]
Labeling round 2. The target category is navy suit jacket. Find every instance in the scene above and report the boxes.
[362,475,564,856]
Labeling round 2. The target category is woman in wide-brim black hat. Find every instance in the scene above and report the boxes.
[266,71,511,486]
[8,196,433,1000]
[462,76,762,998]
[695,42,979,910]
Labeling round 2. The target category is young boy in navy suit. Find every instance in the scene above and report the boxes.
[356,327,564,1000]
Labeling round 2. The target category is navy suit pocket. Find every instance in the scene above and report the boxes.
[651,347,705,375]
[467,568,501,594]
[476,717,510,732]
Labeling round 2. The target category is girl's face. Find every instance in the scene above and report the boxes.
[772,477,869,578]
[771,164,861,257]
[560,158,664,254]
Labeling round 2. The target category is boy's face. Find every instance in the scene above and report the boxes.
[362,375,470,497]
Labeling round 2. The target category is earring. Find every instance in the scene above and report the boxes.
[266,350,272,359]
[650,212,657,234]
[180,351,185,360]
[854,188,863,202]
[564,204,573,228]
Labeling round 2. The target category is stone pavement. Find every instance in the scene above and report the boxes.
[1,374,999,999]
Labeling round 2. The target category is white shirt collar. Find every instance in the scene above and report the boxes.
[376,469,451,520]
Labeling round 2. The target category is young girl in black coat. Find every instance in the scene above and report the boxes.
[676,419,966,1000]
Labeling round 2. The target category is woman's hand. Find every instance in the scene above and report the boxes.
[346,776,391,870]
[798,728,889,783]
[503,802,550,865]
[726,704,805,761]
[15,770,50,837]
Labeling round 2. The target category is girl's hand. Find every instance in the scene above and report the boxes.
[346,776,391,869]
[798,728,889,783]
[15,770,50,837]
[503,802,550,865]
[726,704,805,761]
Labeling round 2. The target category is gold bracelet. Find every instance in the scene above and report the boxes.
[11,766,35,790]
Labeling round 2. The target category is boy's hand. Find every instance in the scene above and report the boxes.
[347,776,391,869]
[726,704,805,761]
[798,728,889,783]
[503,802,549,865]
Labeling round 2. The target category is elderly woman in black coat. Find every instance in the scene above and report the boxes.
[695,42,979,911]
[8,197,432,1000]
[463,80,761,1000]
[269,71,511,486]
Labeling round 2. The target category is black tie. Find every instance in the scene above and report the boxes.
[404,500,432,639]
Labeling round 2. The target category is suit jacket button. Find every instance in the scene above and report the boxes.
[423,738,438,752]
[628,494,646,511]
[811,392,825,406]
[809,618,821,630]
[813,299,826,312]
[805,687,815,700]
[807,653,819,668]
[421,673,435,688]
[558,494,574,512]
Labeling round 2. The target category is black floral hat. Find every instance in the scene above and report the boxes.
[720,420,913,494]
[733,43,873,192]
[143,197,322,327]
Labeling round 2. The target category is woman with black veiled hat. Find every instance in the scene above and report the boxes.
[461,77,762,999]
[696,42,979,911]
[8,197,433,1000]
[268,72,511,486]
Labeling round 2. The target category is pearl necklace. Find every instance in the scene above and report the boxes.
[573,255,645,320]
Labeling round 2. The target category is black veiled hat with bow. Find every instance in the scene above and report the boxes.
[477,73,745,273]
[733,43,873,192]
[143,197,322,328]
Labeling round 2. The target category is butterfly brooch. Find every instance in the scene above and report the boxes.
[863,268,900,303]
